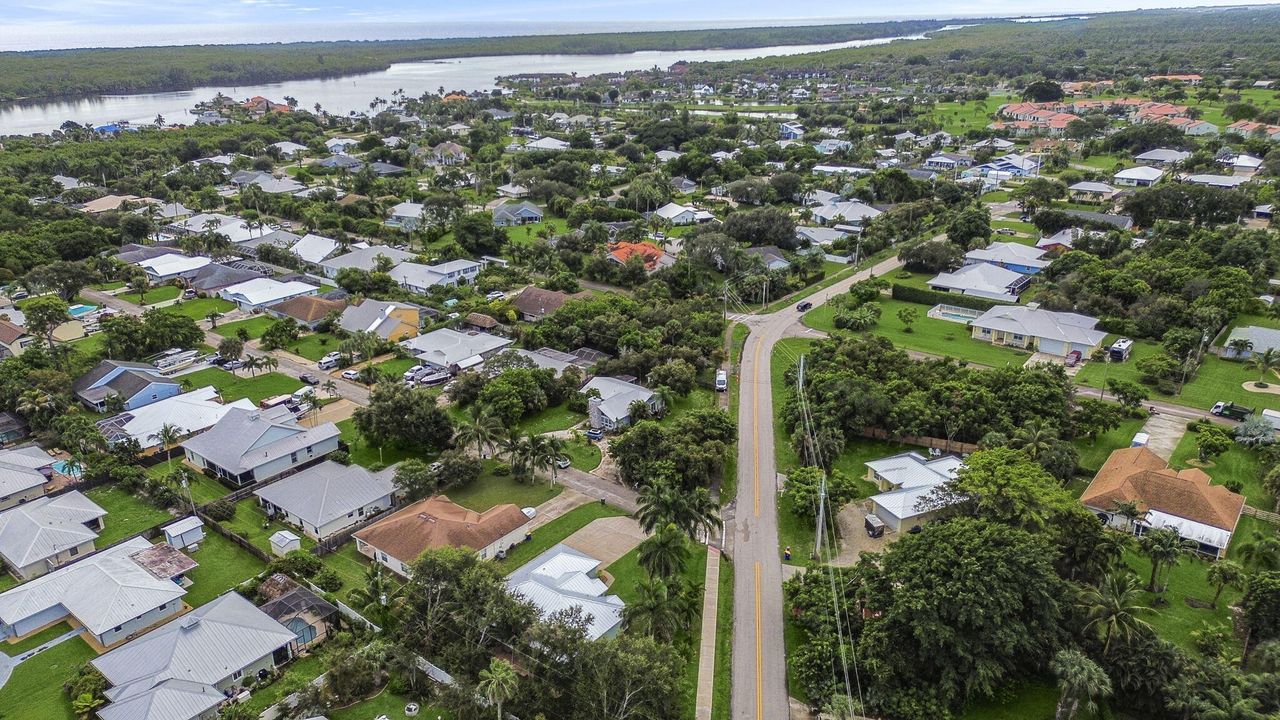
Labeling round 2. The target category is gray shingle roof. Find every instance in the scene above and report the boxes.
[181,407,339,475]
[253,460,393,529]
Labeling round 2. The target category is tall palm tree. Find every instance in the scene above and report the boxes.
[454,406,503,459]
[206,310,222,328]
[1237,529,1280,572]
[347,564,402,630]
[16,389,56,421]
[1012,418,1058,460]
[242,356,261,377]
[476,658,519,720]
[260,356,279,374]
[1050,649,1112,720]
[1110,499,1147,533]
[148,423,186,471]
[1138,526,1195,592]
[530,434,567,488]
[1207,560,1245,609]
[322,379,338,398]
[1078,572,1154,654]
[623,578,684,642]
[637,523,690,580]
[636,480,722,541]
[1255,347,1280,386]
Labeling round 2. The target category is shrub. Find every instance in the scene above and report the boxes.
[890,283,1008,312]
[205,498,236,522]
[329,449,351,465]
[312,568,343,592]
[269,549,322,579]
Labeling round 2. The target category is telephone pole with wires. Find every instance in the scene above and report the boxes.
[797,355,829,560]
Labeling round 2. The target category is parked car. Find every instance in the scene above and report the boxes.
[299,373,320,386]
[341,369,361,381]
[1065,350,1082,367]
[995,228,1017,236]
[715,369,728,392]
[796,301,813,312]
[181,288,197,300]
[485,291,506,301]
[224,360,243,370]
[403,364,425,380]
[585,428,605,441]
[555,456,571,469]
[9,290,28,300]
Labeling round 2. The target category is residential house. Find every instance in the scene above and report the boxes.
[923,153,974,171]
[1134,148,1191,166]
[355,495,533,575]
[963,241,1050,275]
[1062,209,1134,230]
[97,387,256,451]
[653,202,714,226]
[496,183,530,199]
[670,176,698,194]
[73,360,182,413]
[506,544,625,640]
[779,121,806,140]
[0,320,33,359]
[795,226,849,247]
[182,406,339,487]
[0,447,56,510]
[0,537,192,648]
[814,138,853,155]
[581,376,663,431]
[92,591,296,720]
[1114,166,1165,187]
[492,201,544,226]
[1081,447,1245,559]
[520,137,571,152]
[320,246,417,279]
[387,201,425,232]
[390,259,482,293]
[810,201,882,228]
[338,299,422,341]
[254,461,395,541]
[188,263,266,295]
[963,153,1042,179]
[511,287,574,322]
[137,253,211,283]
[229,170,305,195]
[1154,116,1219,136]
[265,295,345,330]
[0,492,106,581]
[431,141,468,165]
[865,452,964,532]
[969,304,1106,357]
[928,263,1030,303]
[1067,181,1118,202]
[745,246,792,272]
[1227,120,1280,141]
[968,138,1015,152]
[325,137,358,154]
[400,328,514,371]
[607,241,675,274]
[1037,228,1104,254]
[219,278,318,311]
[269,141,308,159]
[1222,326,1280,359]
[1183,174,1249,189]
[289,233,340,265]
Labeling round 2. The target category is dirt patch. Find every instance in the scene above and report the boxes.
[1241,381,1280,396]
[830,500,897,567]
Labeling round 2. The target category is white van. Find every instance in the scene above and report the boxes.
[715,369,728,392]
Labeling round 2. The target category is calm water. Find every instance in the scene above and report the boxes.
[0,32,940,135]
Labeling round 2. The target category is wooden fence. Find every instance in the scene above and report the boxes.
[197,508,272,563]
[1243,505,1280,526]
[857,428,980,454]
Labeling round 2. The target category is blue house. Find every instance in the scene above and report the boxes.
[72,360,183,413]
[962,242,1050,275]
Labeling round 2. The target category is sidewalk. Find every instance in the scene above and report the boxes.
[694,546,721,720]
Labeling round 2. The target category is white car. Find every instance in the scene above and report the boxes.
[403,364,425,380]
[341,369,361,381]
[485,291,506,301]
[555,456,571,469]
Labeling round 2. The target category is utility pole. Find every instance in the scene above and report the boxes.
[799,355,829,560]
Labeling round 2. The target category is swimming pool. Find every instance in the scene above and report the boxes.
[52,459,82,477]
[68,304,98,318]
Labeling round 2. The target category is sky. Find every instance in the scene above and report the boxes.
[4,0,1279,50]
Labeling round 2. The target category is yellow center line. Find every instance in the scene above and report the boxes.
[755,561,763,720]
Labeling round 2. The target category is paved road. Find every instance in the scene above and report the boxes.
[730,256,902,720]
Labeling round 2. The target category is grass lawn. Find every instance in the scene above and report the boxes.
[182,531,268,606]
[68,332,106,357]
[1169,431,1269,510]
[374,357,418,377]
[665,387,718,423]
[712,557,733,720]
[327,690,445,720]
[318,540,381,602]
[804,297,1033,368]
[288,332,341,361]
[777,492,819,565]
[446,461,562,512]
[336,418,430,470]
[91,280,125,291]
[181,367,303,404]
[1077,152,1132,171]
[161,297,235,321]
[496,502,628,570]
[1076,338,1280,413]
[515,402,585,435]
[242,653,326,714]
[563,437,602,472]
[991,219,1040,235]
[772,338,816,471]
[131,284,181,306]
[145,462,232,505]
[958,681,1065,720]
[84,484,172,545]
[927,94,1009,135]
[0,573,16,592]
[722,323,750,502]
[0,635,96,720]
[829,437,913,496]
[783,614,809,704]
[214,315,276,340]
[1,621,73,657]
[221,496,318,555]
[1073,416,1149,474]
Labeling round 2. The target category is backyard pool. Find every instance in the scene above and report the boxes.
[927,303,983,324]
[67,304,99,318]
[52,459,82,477]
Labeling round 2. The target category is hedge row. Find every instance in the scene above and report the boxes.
[890,283,1012,312]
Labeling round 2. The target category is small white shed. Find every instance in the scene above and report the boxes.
[162,516,205,550]
[270,530,302,557]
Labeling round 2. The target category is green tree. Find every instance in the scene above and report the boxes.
[1197,426,1233,463]
[1254,347,1280,386]
[1078,572,1153,654]
[1208,560,1245,609]
[623,577,700,642]
[1238,530,1280,572]
[636,523,690,580]
[1138,526,1195,592]
[216,337,244,361]
[1050,648,1112,720]
[453,405,504,459]
[896,306,919,332]
[147,422,185,472]
[23,295,70,351]
[1106,378,1148,411]
[347,563,403,630]
[392,458,437,503]
[477,658,519,720]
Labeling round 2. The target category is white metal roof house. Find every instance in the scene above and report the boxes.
[400,328,514,371]
[653,202,714,226]
[319,246,417,279]
[1183,173,1249,189]
[182,406,341,488]
[137,253,212,283]
[253,461,395,541]
[1114,165,1165,187]
[92,591,296,720]
[810,201,882,227]
[289,233,340,265]
[218,278,318,311]
[963,241,1050,275]
[96,387,256,451]
[1134,148,1191,165]
[0,536,192,648]
[389,259,482,293]
[506,543,624,640]
[387,201,425,232]
[0,446,55,511]
[928,262,1030,303]
[969,304,1106,357]
[581,376,663,432]
[0,491,106,581]
[865,452,964,532]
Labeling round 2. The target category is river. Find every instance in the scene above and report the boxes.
[0,31,946,136]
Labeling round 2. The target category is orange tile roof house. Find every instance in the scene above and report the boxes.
[608,241,674,274]
[1081,447,1245,559]
[266,295,345,330]
[354,495,533,576]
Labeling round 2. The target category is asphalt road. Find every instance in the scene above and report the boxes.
[730,256,903,720]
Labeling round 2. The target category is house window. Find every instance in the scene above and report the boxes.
[306,445,313,456]
[290,452,298,463]
[69,546,78,557]
[233,669,243,680]
[113,625,122,632]
[1012,334,1024,341]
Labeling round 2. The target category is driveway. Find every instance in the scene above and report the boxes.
[1139,412,1187,460]
[563,516,647,566]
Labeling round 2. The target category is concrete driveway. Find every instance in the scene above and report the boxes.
[563,516,647,566]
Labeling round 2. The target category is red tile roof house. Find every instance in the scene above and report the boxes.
[1080,447,1245,560]
[607,242,675,274]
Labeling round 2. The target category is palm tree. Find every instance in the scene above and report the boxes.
[623,578,684,641]
[242,356,261,377]
[1138,526,1195,592]
[260,356,279,374]
[347,564,402,629]
[454,406,503,459]
[206,310,222,328]
[322,379,339,399]
[1050,649,1112,720]
[1012,418,1058,460]
[1110,499,1147,533]
[1237,529,1280,572]
[476,658,519,720]
[1228,337,1254,359]
[16,389,56,421]
[636,480,722,541]
[1188,686,1268,720]
[637,523,690,579]
[148,423,185,472]
[1254,347,1280,386]
[1079,572,1154,654]
[530,434,567,488]
[1207,560,1245,608]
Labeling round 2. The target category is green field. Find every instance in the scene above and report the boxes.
[84,484,172,545]
[445,460,563,512]
[1170,432,1269,510]
[327,690,445,720]
[161,297,235,321]
[214,315,276,340]
[0,635,96,720]
[181,367,303,404]
[514,402,586,435]
[927,94,1011,135]
[221,496,318,554]
[181,531,267,606]
[495,502,628,570]
[288,332,341,361]
[1072,416,1149,474]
